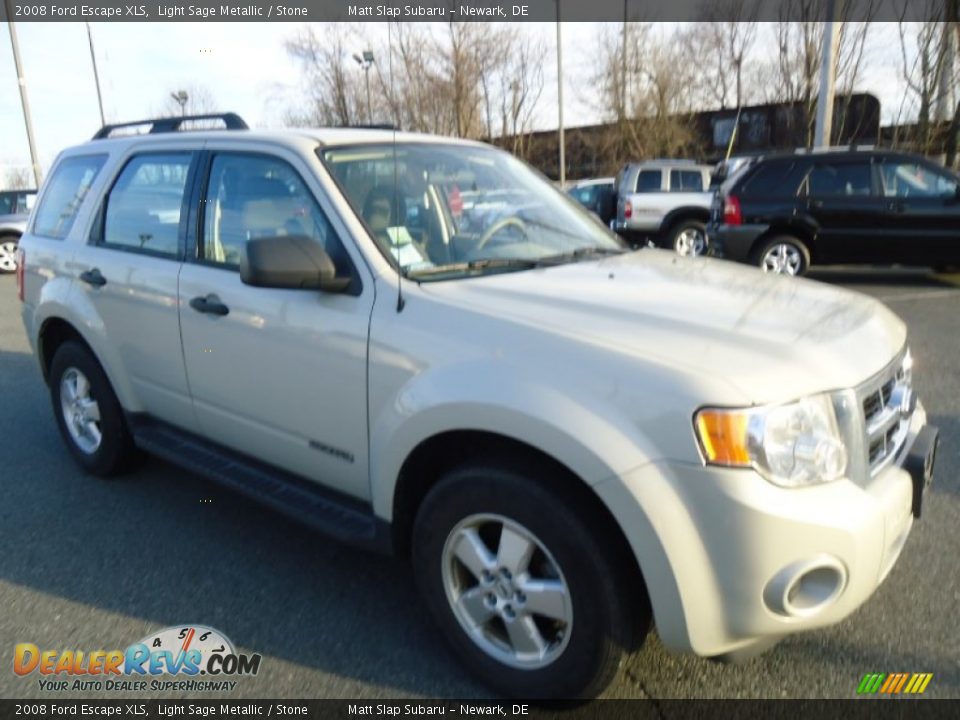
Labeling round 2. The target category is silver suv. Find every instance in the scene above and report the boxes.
[613,160,713,255]
[18,114,939,699]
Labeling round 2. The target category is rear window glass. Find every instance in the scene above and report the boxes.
[669,170,704,192]
[33,155,107,239]
[635,170,662,192]
[738,160,804,197]
[808,162,873,197]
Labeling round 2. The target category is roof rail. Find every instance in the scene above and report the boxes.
[92,112,249,140]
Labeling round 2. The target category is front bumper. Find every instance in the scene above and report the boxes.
[595,403,931,657]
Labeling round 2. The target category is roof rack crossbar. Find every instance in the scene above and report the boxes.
[92,112,249,140]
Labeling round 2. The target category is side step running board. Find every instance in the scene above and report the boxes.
[129,419,390,554]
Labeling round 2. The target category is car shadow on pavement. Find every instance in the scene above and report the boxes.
[807,268,960,289]
[0,348,489,699]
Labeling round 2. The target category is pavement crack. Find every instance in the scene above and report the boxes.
[622,664,666,719]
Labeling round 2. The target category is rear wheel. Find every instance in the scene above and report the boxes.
[412,459,648,699]
[669,219,708,257]
[753,235,810,276]
[49,341,139,476]
[0,236,19,273]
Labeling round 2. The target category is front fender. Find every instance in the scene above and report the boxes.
[368,360,660,520]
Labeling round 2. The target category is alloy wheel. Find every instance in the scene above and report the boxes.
[0,241,18,273]
[60,368,103,454]
[761,243,803,275]
[675,228,707,257]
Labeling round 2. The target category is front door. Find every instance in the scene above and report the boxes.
[177,149,374,501]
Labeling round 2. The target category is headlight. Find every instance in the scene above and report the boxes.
[694,393,848,488]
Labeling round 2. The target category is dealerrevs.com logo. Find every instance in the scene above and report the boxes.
[14,625,262,693]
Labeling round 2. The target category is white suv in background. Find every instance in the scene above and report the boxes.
[18,114,939,699]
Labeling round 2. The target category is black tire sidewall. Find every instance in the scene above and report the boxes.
[412,462,638,699]
[49,342,134,476]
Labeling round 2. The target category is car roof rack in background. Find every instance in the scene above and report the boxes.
[794,144,876,154]
[342,123,399,131]
[92,112,249,140]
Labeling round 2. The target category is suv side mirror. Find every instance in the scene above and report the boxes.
[240,235,351,293]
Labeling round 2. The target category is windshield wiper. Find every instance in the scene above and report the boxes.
[407,257,541,279]
[536,246,628,265]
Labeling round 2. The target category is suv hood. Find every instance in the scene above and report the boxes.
[422,249,906,404]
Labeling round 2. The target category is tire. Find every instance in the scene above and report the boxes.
[751,235,811,276]
[669,219,708,257]
[0,235,19,274]
[49,341,139,476]
[412,459,648,699]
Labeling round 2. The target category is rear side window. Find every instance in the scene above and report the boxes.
[738,159,804,197]
[669,170,704,192]
[635,170,662,192]
[100,153,192,258]
[807,162,873,197]
[32,155,107,239]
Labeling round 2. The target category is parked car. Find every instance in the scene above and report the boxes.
[613,160,714,255]
[707,149,960,275]
[18,114,938,699]
[567,177,616,226]
[0,190,36,273]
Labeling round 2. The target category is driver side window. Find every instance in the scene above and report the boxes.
[201,153,341,268]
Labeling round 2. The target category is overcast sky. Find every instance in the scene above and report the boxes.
[0,21,910,183]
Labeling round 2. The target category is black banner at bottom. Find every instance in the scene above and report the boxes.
[1,700,959,720]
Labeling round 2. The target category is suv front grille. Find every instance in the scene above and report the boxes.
[859,349,912,476]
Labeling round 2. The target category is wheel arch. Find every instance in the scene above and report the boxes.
[660,207,710,236]
[750,222,818,263]
[391,429,650,640]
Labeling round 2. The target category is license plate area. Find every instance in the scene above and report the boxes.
[904,425,939,518]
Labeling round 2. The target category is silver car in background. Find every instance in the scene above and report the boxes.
[0,190,37,273]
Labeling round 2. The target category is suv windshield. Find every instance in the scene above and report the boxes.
[321,143,623,280]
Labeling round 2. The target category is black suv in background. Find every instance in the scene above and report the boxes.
[706,150,960,275]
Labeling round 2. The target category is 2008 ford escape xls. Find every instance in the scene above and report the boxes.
[18,114,939,698]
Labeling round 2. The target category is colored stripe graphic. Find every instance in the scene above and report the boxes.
[857,672,932,695]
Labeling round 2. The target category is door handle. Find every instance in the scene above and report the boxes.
[809,199,824,209]
[189,294,230,316]
[886,200,904,213]
[79,268,107,287]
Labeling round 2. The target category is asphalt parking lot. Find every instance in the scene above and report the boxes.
[0,267,958,701]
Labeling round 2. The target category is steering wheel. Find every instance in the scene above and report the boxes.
[476,215,528,251]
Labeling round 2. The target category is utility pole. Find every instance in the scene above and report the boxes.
[86,23,106,127]
[622,1,628,119]
[556,1,565,186]
[5,8,42,187]
[813,0,842,148]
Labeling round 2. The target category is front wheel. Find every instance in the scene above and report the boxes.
[0,236,19,273]
[753,236,810,276]
[412,460,648,699]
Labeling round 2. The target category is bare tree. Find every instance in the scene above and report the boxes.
[158,84,219,118]
[695,0,761,110]
[285,24,364,126]
[4,167,32,190]
[895,4,953,155]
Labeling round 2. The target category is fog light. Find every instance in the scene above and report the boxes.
[763,556,847,618]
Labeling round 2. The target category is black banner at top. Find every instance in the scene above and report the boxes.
[0,0,947,23]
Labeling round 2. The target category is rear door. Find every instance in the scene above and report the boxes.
[72,148,200,432]
[877,157,960,265]
[177,145,374,501]
[802,157,887,264]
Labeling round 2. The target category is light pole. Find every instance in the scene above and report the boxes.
[813,0,841,148]
[556,1,565,186]
[5,6,42,187]
[353,50,374,123]
[170,90,188,117]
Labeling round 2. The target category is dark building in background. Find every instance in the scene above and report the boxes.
[505,93,882,181]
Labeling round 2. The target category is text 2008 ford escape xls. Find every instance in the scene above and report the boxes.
[18,114,939,699]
